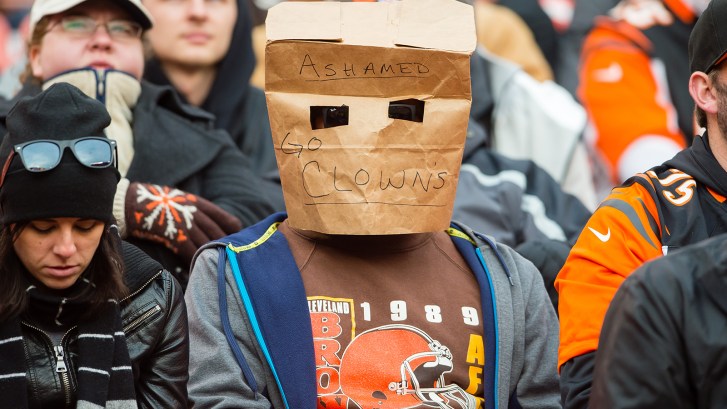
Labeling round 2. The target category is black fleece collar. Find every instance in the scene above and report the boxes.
[664,132,727,196]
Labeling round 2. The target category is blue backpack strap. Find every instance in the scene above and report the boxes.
[447,222,500,409]
[216,246,258,394]
[227,245,292,408]
[223,212,317,409]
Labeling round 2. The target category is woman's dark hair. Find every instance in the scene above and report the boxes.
[0,222,128,322]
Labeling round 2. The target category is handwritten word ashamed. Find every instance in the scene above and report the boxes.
[299,54,430,80]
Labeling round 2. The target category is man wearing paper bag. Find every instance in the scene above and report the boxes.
[184,1,561,408]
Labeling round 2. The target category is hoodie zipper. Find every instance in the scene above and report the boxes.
[21,322,76,408]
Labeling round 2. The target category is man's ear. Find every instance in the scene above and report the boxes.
[690,71,719,115]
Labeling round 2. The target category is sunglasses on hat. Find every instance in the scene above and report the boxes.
[0,137,117,188]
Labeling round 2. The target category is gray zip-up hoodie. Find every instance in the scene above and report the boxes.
[184,214,560,409]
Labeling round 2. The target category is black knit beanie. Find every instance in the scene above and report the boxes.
[0,83,120,224]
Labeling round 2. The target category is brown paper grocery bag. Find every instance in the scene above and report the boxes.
[265,0,476,234]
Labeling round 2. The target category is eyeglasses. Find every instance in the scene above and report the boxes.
[0,137,117,188]
[51,15,143,40]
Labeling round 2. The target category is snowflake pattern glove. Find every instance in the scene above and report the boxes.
[125,182,243,263]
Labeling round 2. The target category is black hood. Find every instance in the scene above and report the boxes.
[143,0,256,134]
[664,132,727,195]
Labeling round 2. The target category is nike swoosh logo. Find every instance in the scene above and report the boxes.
[592,62,623,83]
[588,227,611,242]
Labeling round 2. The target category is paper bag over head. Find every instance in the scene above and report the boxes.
[265,0,476,235]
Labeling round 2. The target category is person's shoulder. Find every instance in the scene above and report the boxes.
[122,262,183,316]
[193,213,288,261]
[223,212,288,247]
[631,233,727,290]
[449,221,530,271]
[618,161,700,207]
[189,240,231,273]
[615,234,727,320]
[0,82,41,120]
[136,81,240,147]
[583,15,653,55]
[120,239,178,296]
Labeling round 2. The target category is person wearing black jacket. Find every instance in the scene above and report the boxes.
[591,232,727,408]
[0,83,188,407]
[143,0,284,210]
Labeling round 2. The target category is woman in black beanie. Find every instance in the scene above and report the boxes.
[0,83,189,408]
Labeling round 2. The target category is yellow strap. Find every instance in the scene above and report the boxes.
[446,227,476,244]
[228,222,281,253]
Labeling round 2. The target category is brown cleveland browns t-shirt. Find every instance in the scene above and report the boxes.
[279,220,485,409]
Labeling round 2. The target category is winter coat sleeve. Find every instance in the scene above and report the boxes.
[509,246,562,409]
[589,263,690,408]
[185,246,283,409]
[460,148,591,246]
[185,129,276,227]
[559,352,595,409]
[556,179,663,392]
[129,270,190,408]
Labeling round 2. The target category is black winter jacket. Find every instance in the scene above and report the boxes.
[19,241,189,408]
[591,233,727,408]
[143,1,285,211]
[144,0,276,179]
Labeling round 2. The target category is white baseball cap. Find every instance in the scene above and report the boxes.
[29,0,154,35]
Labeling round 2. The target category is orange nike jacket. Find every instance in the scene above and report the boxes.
[556,133,727,408]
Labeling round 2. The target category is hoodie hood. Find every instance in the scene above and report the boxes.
[664,132,727,195]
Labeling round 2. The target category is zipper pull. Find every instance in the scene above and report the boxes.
[54,345,68,373]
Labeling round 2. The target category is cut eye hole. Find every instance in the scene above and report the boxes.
[311,105,349,130]
[388,99,424,122]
